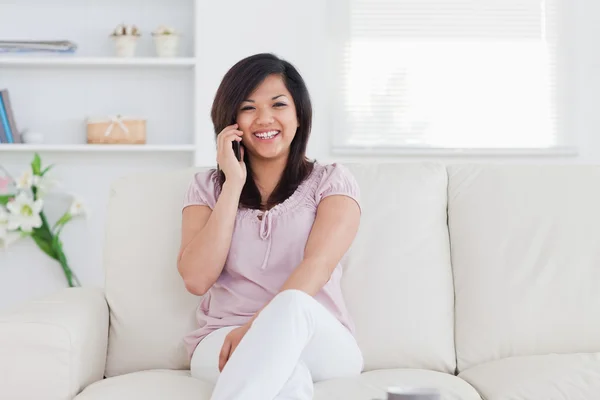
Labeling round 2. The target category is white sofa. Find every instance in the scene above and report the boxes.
[1,162,599,400]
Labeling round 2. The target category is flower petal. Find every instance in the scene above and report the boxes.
[8,217,21,231]
[32,199,44,214]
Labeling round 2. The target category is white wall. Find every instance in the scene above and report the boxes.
[1,0,599,310]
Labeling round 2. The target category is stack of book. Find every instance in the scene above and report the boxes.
[0,89,23,143]
[0,40,77,54]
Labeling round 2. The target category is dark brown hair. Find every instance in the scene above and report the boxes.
[211,53,314,210]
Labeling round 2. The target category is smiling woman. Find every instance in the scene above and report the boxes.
[210,54,314,211]
[177,53,363,400]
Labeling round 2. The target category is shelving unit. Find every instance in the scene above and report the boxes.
[0,0,203,164]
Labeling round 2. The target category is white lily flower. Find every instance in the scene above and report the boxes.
[32,175,58,198]
[16,169,33,190]
[6,192,43,232]
[0,206,22,248]
[68,197,87,217]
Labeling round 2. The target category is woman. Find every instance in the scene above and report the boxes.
[178,53,363,400]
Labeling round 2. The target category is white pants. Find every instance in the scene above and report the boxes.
[190,289,364,400]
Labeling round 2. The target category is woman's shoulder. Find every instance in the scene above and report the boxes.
[192,168,220,186]
[312,161,358,187]
[313,161,355,177]
[182,168,220,210]
[311,161,360,205]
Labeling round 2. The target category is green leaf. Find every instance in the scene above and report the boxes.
[33,226,52,244]
[31,153,42,176]
[33,212,54,243]
[52,233,62,251]
[31,233,57,260]
[41,164,54,176]
[0,195,12,206]
[52,212,71,233]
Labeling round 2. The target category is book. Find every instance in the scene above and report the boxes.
[0,94,13,143]
[0,40,77,53]
[0,115,7,143]
[0,90,22,143]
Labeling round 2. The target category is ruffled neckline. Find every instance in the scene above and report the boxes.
[236,162,324,222]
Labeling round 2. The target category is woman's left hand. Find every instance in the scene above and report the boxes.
[219,323,251,372]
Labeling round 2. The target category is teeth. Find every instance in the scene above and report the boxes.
[254,130,279,139]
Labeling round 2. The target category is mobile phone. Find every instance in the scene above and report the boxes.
[231,117,242,161]
[232,140,241,161]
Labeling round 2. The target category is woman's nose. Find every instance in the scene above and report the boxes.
[256,107,274,125]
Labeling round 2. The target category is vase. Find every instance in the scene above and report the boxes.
[153,34,180,57]
[113,35,139,57]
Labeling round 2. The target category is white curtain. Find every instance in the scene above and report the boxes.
[331,0,561,150]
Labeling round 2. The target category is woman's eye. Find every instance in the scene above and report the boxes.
[241,103,286,111]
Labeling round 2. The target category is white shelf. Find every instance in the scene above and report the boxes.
[0,144,196,152]
[0,0,200,163]
[0,57,196,68]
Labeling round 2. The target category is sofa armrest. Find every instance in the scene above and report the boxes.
[0,287,109,400]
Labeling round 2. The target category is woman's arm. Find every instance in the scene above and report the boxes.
[177,181,243,296]
[279,195,360,294]
[247,194,361,325]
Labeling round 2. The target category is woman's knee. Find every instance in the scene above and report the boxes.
[255,290,316,326]
[270,289,315,311]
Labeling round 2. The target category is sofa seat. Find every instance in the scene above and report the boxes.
[314,369,482,400]
[74,370,213,400]
[459,353,600,400]
[74,368,482,400]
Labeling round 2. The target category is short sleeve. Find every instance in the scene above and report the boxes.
[315,163,361,212]
[182,169,219,210]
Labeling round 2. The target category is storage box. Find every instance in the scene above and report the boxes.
[86,115,146,144]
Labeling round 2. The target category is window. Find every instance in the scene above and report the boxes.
[330,0,564,152]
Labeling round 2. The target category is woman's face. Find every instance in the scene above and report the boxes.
[236,74,299,162]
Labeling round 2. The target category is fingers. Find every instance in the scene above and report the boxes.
[221,130,243,142]
[218,134,243,150]
[219,124,243,143]
[218,131,243,157]
[218,338,232,372]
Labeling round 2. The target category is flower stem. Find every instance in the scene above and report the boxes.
[56,247,79,287]
[33,211,80,287]
[52,232,80,288]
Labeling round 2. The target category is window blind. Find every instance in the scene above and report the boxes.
[332,0,560,150]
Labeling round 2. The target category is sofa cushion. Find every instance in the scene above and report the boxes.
[458,353,600,399]
[103,169,203,377]
[447,164,600,372]
[73,368,481,400]
[342,163,456,373]
[315,369,482,400]
[74,370,212,400]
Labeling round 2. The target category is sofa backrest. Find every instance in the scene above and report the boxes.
[102,162,457,377]
[103,168,201,378]
[447,164,600,372]
[342,163,456,373]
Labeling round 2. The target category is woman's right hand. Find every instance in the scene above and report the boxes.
[217,123,246,189]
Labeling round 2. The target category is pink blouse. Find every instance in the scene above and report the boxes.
[181,162,361,359]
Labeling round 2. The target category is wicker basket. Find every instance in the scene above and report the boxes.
[86,115,146,144]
